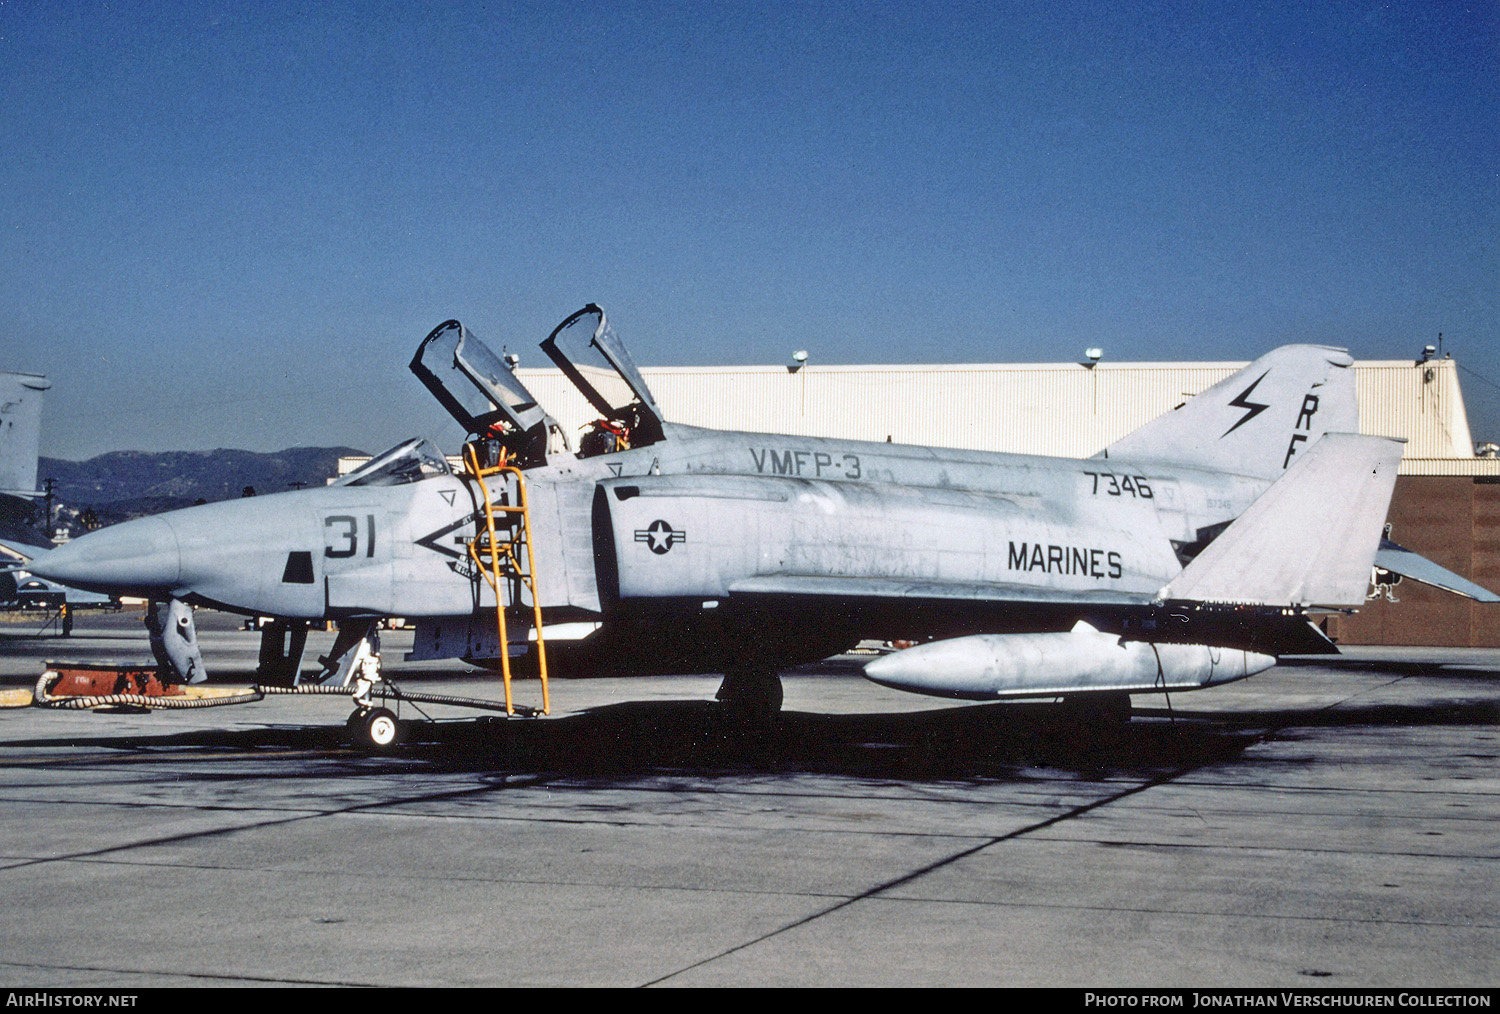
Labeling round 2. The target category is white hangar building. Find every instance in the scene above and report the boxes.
[516,354,1493,475]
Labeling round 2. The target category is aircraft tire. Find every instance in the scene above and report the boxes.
[714,671,783,725]
[356,707,402,749]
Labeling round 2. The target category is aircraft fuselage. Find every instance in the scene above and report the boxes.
[32,423,1270,623]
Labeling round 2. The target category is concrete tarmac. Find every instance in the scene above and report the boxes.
[0,609,1496,987]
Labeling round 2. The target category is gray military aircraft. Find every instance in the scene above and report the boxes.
[25,305,1497,732]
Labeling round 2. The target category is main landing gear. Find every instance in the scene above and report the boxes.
[714,669,784,725]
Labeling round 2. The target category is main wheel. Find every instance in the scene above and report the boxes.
[715,670,784,725]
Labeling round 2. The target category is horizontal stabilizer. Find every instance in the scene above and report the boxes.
[1161,433,1403,607]
[1376,539,1500,603]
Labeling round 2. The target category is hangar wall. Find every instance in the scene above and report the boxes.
[1325,476,1500,648]
[517,356,1487,468]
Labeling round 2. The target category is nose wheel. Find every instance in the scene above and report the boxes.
[348,706,401,748]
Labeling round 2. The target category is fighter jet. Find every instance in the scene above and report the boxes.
[26,305,1497,726]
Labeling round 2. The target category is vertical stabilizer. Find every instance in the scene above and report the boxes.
[1099,345,1358,480]
[0,372,50,496]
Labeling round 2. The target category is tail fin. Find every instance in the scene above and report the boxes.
[0,372,50,496]
[1161,433,1402,608]
[1099,345,1358,480]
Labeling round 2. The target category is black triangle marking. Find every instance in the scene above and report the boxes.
[415,511,482,560]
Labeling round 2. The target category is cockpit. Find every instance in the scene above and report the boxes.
[410,305,664,467]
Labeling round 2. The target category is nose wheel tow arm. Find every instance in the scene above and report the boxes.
[343,672,544,748]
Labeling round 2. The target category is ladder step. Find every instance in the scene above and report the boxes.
[461,440,550,717]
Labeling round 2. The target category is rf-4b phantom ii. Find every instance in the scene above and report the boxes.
[27,305,1498,741]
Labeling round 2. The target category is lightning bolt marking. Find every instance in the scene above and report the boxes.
[1222,371,1271,437]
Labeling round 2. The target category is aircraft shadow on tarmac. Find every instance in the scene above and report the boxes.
[1281,655,1500,678]
[6,691,1498,781]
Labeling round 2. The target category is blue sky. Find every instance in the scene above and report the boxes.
[3,1,1496,458]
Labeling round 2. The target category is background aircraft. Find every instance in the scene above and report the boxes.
[0,371,115,621]
[26,306,1495,722]
[0,370,51,542]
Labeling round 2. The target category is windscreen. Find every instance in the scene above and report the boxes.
[335,438,452,487]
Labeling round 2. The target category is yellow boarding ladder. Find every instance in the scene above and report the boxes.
[462,443,550,716]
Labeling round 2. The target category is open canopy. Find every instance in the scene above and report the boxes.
[411,306,666,463]
[410,320,552,439]
[540,305,663,443]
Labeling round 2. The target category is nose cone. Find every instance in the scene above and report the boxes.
[863,640,979,697]
[27,516,181,595]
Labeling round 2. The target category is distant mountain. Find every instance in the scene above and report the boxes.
[38,446,368,518]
